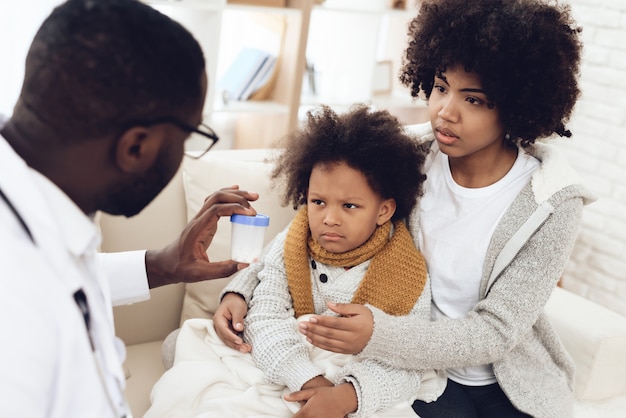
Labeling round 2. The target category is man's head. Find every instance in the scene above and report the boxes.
[6,0,208,216]
[21,0,206,141]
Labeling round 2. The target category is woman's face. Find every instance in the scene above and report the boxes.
[428,65,506,162]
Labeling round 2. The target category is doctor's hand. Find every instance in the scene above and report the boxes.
[145,186,258,289]
[298,302,373,355]
[214,292,251,353]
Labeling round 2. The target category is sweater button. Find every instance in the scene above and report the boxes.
[311,260,317,269]
[319,274,328,283]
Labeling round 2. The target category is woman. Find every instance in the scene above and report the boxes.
[215,1,593,416]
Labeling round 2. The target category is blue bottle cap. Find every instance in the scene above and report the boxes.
[230,214,270,227]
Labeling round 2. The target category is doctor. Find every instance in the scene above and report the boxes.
[0,0,257,417]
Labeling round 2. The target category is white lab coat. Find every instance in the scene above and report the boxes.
[0,130,150,417]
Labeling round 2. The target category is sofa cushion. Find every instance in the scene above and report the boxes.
[124,340,166,417]
[180,149,296,322]
[545,286,626,401]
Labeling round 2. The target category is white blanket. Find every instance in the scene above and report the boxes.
[145,317,432,418]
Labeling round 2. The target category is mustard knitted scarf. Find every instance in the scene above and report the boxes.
[284,207,427,318]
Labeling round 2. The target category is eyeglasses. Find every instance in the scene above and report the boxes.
[136,116,219,159]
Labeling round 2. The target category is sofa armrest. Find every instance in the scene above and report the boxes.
[545,286,626,401]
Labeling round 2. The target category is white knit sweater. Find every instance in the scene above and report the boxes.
[237,227,436,418]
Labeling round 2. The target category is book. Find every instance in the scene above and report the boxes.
[217,48,273,102]
[240,55,277,101]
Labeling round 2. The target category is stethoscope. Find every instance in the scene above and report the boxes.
[0,187,131,418]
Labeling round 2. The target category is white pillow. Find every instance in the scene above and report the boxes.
[180,149,296,323]
[545,286,626,401]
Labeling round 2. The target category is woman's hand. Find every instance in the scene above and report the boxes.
[213,292,251,353]
[298,302,373,354]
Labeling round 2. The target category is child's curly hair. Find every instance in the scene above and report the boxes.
[271,104,426,220]
[400,0,583,147]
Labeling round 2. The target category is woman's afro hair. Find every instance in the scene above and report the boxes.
[400,0,583,146]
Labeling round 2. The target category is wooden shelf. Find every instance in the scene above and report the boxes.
[213,100,290,114]
[216,0,313,148]
[144,0,225,11]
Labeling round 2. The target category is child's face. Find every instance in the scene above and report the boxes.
[307,162,395,254]
[428,65,507,161]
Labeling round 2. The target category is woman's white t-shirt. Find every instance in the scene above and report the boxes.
[418,149,539,386]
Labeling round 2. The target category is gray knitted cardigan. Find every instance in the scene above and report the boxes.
[223,122,595,418]
[359,123,596,418]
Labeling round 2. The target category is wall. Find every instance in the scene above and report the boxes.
[0,0,62,116]
[559,0,626,316]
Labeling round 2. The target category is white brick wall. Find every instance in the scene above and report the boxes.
[559,0,626,316]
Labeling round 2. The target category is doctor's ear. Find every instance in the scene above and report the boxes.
[115,126,164,174]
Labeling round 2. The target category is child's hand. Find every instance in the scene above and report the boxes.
[214,292,251,353]
[286,382,357,418]
[301,375,333,390]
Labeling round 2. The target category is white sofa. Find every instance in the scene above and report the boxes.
[99,149,626,418]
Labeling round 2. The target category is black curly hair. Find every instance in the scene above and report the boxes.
[400,0,583,147]
[18,0,205,144]
[271,104,427,221]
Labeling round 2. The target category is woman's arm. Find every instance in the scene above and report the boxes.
[302,197,584,370]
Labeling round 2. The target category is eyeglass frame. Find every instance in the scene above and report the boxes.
[129,116,219,159]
